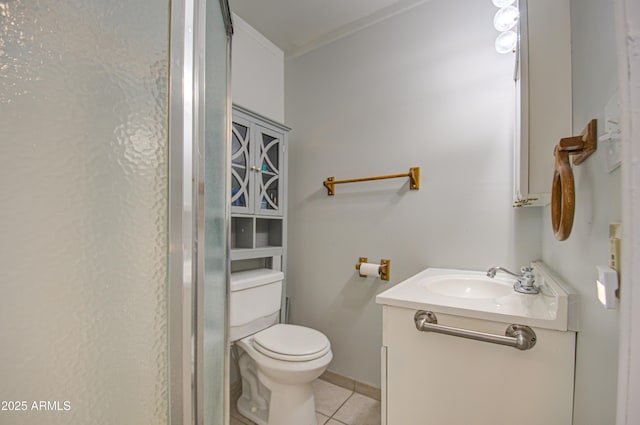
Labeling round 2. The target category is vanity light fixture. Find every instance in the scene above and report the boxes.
[494,6,519,31]
[495,30,518,54]
[493,1,519,54]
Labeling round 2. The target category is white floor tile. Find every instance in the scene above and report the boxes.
[333,392,381,425]
[316,412,331,424]
[312,379,353,417]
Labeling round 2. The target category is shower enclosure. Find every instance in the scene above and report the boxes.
[0,0,231,424]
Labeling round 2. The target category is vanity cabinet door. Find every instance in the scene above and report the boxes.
[382,306,575,425]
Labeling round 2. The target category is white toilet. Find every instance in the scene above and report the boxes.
[230,268,333,425]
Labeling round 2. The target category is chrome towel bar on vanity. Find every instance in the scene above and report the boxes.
[414,311,537,351]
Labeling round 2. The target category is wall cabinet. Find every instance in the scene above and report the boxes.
[514,0,572,207]
[230,105,290,263]
[381,306,576,424]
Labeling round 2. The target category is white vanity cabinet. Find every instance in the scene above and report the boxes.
[514,0,572,207]
[381,306,576,425]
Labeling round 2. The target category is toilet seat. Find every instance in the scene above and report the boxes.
[252,324,330,362]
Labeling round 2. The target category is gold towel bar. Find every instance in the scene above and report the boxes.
[323,167,420,196]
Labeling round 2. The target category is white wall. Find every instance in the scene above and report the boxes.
[231,13,285,123]
[284,0,541,386]
[233,1,623,419]
[540,1,621,424]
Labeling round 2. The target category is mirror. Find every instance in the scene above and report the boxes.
[513,0,572,207]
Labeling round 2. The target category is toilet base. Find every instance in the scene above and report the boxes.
[237,393,268,425]
[237,377,317,425]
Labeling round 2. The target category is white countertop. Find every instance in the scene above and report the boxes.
[376,261,579,331]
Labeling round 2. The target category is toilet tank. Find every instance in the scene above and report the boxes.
[229,268,284,341]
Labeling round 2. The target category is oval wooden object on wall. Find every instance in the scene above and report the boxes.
[551,147,576,241]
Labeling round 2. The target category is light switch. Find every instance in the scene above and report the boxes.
[597,266,619,309]
[610,222,622,272]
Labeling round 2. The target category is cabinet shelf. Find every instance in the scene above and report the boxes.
[255,217,282,248]
[230,247,284,261]
[231,216,283,248]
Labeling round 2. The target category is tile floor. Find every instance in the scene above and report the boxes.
[230,378,381,425]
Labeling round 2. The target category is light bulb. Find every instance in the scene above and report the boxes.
[493,6,519,32]
[492,0,515,7]
[495,30,517,54]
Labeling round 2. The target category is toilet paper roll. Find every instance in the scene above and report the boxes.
[359,262,381,277]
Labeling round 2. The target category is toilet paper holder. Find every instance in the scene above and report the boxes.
[355,257,390,281]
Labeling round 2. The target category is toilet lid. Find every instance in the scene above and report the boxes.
[252,324,331,362]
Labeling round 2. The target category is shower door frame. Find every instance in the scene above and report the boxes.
[168,0,233,424]
[168,0,191,422]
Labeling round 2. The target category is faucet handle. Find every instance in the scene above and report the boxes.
[520,266,533,274]
[514,268,539,294]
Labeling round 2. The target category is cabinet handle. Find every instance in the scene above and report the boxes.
[414,311,537,351]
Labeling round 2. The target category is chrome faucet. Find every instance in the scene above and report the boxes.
[486,266,539,294]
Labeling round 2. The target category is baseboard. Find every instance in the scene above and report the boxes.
[320,369,381,401]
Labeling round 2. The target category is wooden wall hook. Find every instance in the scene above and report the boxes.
[551,119,597,241]
[551,147,576,241]
[556,119,597,165]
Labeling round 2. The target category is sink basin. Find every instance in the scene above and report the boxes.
[419,275,513,299]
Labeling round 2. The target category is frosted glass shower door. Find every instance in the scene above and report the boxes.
[0,0,208,424]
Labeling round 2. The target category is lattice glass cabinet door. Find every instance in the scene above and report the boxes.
[231,108,286,217]
[231,115,253,214]
[256,125,284,216]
